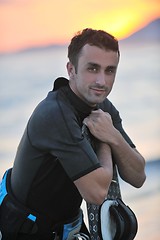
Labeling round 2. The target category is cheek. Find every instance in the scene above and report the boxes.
[107,76,115,86]
[77,80,87,92]
[76,73,88,87]
[109,80,114,87]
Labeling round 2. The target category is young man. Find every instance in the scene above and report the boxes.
[0,29,146,240]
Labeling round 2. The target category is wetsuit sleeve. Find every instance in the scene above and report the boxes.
[27,96,100,181]
[101,99,136,148]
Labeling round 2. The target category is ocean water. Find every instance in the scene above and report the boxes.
[0,42,160,170]
[0,42,160,239]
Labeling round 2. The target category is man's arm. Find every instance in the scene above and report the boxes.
[83,109,146,188]
[74,143,113,205]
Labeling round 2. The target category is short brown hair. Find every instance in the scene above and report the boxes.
[68,28,120,71]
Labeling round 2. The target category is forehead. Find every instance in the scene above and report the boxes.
[78,44,119,66]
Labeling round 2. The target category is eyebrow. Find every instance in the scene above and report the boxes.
[87,62,117,70]
[106,65,117,70]
[87,62,100,68]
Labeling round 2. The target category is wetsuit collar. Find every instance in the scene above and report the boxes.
[53,77,97,118]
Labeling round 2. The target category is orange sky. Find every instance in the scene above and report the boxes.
[0,0,160,53]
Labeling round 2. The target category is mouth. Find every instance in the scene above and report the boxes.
[90,87,106,95]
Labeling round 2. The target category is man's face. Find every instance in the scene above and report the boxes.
[67,44,119,107]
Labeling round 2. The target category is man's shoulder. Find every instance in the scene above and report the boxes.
[36,91,60,114]
[31,89,75,125]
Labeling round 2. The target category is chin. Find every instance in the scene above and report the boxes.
[85,94,107,106]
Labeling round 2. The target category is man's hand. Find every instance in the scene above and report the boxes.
[83,109,146,188]
[83,109,117,143]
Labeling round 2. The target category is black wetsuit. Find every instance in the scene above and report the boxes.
[1,77,135,238]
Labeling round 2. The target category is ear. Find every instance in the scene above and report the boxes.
[66,62,76,79]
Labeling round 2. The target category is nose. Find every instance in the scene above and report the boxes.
[95,72,106,86]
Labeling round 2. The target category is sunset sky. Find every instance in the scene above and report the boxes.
[0,0,160,53]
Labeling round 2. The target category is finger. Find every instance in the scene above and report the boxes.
[91,109,103,114]
[83,118,88,126]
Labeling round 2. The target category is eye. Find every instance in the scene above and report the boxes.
[88,67,98,72]
[105,67,116,75]
[87,64,100,73]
